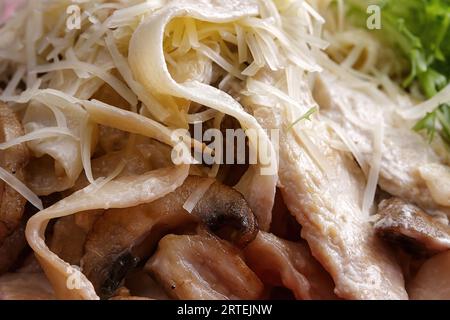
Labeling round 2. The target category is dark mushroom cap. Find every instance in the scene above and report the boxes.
[81,176,259,299]
[375,198,450,257]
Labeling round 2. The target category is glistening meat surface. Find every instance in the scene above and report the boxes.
[245,71,407,300]
[81,176,258,298]
[145,233,264,300]
[314,72,450,216]
[244,231,337,300]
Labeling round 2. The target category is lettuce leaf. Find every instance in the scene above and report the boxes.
[346,0,450,147]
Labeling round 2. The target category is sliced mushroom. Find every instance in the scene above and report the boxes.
[0,102,29,244]
[145,233,264,300]
[81,176,258,299]
[374,198,450,256]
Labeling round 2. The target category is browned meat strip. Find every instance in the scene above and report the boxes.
[16,254,43,273]
[375,198,450,256]
[98,125,129,154]
[0,218,27,274]
[124,270,170,300]
[244,232,337,300]
[0,102,29,244]
[93,84,130,110]
[49,211,102,265]
[81,176,258,298]
[408,251,450,299]
[145,233,264,300]
[109,287,153,300]
[0,195,62,274]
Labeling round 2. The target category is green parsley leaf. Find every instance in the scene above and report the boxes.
[346,0,450,148]
[288,107,318,129]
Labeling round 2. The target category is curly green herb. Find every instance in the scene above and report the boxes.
[347,0,450,147]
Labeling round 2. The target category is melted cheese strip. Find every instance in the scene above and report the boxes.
[25,164,190,300]
[400,83,450,120]
[128,0,278,230]
[23,101,85,196]
[1,0,325,299]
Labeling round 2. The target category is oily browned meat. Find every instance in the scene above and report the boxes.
[81,176,258,298]
[98,125,129,154]
[49,211,102,265]
[0,196,61,275]
[82,206,191,298]
[0,102,29,244]
[244,232,337,300]
[408,251,450,299]
[124,269,170,300]
[109,287,153,300]
[0,218,27,274]
[145,233,264,300]
[375,198,450,256]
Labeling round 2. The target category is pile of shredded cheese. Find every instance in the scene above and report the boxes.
[0,0,324,204]
[0,0,332,299]
[1,0,424,299]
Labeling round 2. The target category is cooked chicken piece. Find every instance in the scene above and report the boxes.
[109,287,153,300]
[110,295,152,300]
[0,218,27,274]
[244,232,337,300]
[49,211,102,265]
[247,73,407,299]
[81,176,258,298]
[70,139,171,194]
[69,149,152,194]
[145,233,264,300]
[125,269,170,300]
[0,273,55,300]
[16,254,43,274]
[0,102,29,244]
[408,251,450,300]
[375,198,450,256]
[314,72,450,215]
[0,196,60,275]
[93,84,130,110]
[98,125,129,154]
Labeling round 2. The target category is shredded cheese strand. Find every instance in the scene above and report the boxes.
[0,166,43,211]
